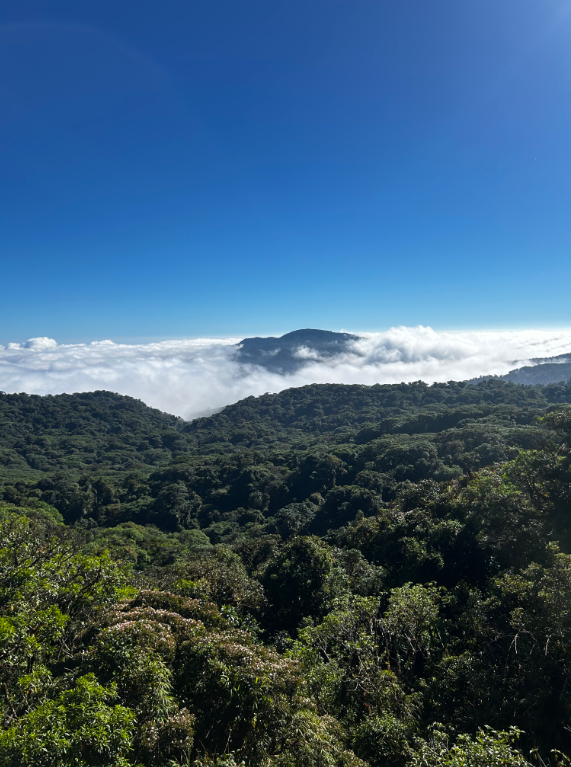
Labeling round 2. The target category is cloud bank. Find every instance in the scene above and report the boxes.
[2,327,571,419]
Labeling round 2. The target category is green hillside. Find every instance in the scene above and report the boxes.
[0,390,188,481]
[2,382,571,766]
[504,361,571,385]
[3,380,571,533]
[184,378,570,450]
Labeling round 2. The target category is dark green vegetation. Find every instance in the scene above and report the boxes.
[503,361,571,386]
[0,390,185,481]
[470,351,571,387]
[2,380,571,765]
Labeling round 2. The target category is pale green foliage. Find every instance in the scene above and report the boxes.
[352,714,413,767]
[379,583,442,684]
[294,595,416,721]
[0,509,129,730]
[191,755,245,767]
[293,583,441,725]
[92,614,178,721]
[174,547,265,609]
[411,726,531,767]
[0,674,135,767]
[267,709,367,767]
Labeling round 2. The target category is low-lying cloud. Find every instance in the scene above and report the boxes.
[2,326,571,420]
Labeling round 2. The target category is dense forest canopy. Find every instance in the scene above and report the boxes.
[1,378,571,766]
[2,378,571,476]
[498,361,571,386]
[469,352,571,387]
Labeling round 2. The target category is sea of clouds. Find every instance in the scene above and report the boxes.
[1,326,571,420]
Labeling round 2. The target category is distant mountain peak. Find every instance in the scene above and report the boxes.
[469,349,571,387]
[236,328,360,373]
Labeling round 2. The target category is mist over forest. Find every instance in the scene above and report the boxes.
[2,326,571,418]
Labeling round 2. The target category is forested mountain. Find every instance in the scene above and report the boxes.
[470,350,571,386]
[3,378,570,481]
[182,378,570,451]
[2,379,571,538]
[235,328,359,372]
[502,360,571,385]
[234,329,571,385]
[2,381,571,765]
[0,390,186,481]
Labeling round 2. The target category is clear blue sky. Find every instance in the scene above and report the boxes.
[2,0,571,343]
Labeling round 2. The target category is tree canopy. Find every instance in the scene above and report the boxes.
[2,382,571,765]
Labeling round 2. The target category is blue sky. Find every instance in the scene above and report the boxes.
[2,0,571,343]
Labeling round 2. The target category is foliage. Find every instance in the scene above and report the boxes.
[410,725,532,767]
[1,385,571,765]
[0,674,135,767]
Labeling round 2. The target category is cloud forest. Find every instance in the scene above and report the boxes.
[4,0,571,763]
[2,366,571,766]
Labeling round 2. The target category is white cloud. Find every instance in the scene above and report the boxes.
[1,326,571,419]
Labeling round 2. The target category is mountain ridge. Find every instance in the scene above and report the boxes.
[235,327,571,385]
[236,328,359,372]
